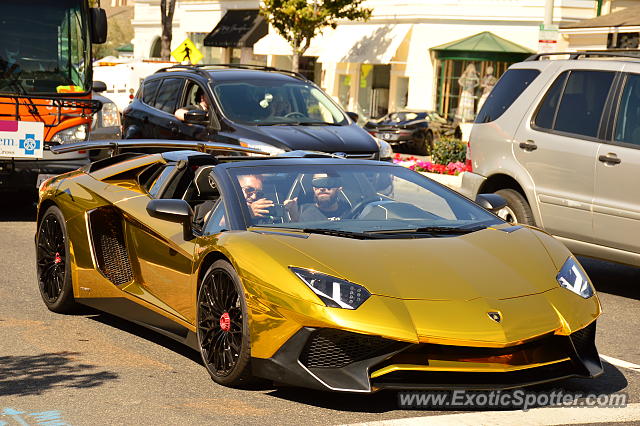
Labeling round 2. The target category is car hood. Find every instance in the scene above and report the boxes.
[233,123,378,153]
[260,226,561,301]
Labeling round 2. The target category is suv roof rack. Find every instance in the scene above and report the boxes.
[154,63,307,81]
[525,50,640,62]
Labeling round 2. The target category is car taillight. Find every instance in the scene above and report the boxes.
[465,141,473,172]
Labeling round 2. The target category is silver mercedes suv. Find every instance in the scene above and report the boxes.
[462,52,640,267]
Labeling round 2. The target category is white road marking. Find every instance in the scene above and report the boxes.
[345,403,640,426]
[600,355,640,372]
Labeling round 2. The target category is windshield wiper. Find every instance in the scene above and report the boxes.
[302,228,379,239]
[366,225,487,235]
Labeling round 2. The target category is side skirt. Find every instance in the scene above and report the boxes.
[78,297,199,351]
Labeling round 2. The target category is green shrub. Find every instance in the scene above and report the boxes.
[432,137,466,165]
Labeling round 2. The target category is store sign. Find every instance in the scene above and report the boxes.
[0,120,44,158]
[539,24,559,53]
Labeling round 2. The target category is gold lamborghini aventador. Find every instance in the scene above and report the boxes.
[35,141,602,392]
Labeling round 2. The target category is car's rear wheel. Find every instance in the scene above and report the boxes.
[36,205,78,313]
[197,260,255,387]
[494,188,535,226]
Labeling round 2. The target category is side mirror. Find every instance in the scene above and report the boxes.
[92,81,107,93]
[146,199,194,240]
[184,109,209,125]
[346,111,359,122]
[475,193,507,212]
[90,8,108,44]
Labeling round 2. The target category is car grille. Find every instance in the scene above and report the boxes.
[88,207,134,286]
[300,329,399,368]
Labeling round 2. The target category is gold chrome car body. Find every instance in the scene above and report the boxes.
[36,146,603,392]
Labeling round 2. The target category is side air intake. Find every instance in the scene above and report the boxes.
[88,207,134,286]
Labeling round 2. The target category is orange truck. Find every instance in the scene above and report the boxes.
[0,0,107,192]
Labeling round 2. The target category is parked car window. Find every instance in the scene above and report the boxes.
[142,79,160,106]
[534,71,568,130]
[475,69,540,123]
[139,163,165,193]
[554,71,615,138]
[614,74,640,146]
[154,78,184,114]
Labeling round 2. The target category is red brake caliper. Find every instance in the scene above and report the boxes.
[219,312,231,332]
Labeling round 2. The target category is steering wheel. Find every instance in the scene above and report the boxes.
[341,196,385,219]
[284,111,306,119]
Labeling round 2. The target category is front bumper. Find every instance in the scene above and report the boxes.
[251,322,602,393]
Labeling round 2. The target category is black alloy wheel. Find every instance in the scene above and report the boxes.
[413,130,434,156]
[36,206,78,313]
[197,260,254,387]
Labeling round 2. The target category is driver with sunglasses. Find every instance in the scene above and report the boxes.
[286,173,348,222]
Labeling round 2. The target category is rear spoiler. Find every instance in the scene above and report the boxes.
[50,140,268,156]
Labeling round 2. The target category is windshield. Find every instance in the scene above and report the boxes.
[227,164,502,236]
[387,112,425,122]
[0,0,90,95]
[212,79,348,126]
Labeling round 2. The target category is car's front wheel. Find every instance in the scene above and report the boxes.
[494,188,536,226]
[36,205,78,313]
[197,260,255,387]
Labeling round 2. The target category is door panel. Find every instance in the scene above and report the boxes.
[593,73,640,254]
[514,70,615,240]
[116,195,197,323]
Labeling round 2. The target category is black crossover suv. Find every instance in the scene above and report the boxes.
[122,64,392,160]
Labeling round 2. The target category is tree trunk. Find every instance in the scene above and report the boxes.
[160,0,176,60]
[291,51,300,73]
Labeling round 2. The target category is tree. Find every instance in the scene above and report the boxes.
[260,0,372,73]
[160,0,177,60]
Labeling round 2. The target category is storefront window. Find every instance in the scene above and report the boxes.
[395,77,409,110]
[435,59,511,121]
[357,64,390,119]
[338,74,351,109]
[189,33,224,63]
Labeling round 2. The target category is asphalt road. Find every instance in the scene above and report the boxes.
[1,197,639,425]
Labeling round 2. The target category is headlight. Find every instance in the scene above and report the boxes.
[556,257,594,299]
[100,102,121,128]
[290,267,371,309]
[373,136,393,159]
[239,139,286,156]
[50,124,88,144]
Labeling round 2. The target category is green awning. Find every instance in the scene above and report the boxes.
[431,31,534,62]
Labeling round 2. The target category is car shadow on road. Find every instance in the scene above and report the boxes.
[0,352,118,397]
[86,312,203,365]
[579,256,640,301]
[0,192,37,222]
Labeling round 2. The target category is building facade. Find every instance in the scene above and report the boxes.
[131,0,599,121]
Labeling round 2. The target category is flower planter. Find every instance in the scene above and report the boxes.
[419,171,465,191]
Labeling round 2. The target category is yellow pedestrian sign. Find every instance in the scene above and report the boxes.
[171,38,203,65]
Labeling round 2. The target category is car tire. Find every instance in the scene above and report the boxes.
[197,260,255,387]
[413,130,433,156]
[36,205,79,313]
[494,188,536,226]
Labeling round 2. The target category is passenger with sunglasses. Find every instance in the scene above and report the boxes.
[286,173,349,222]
